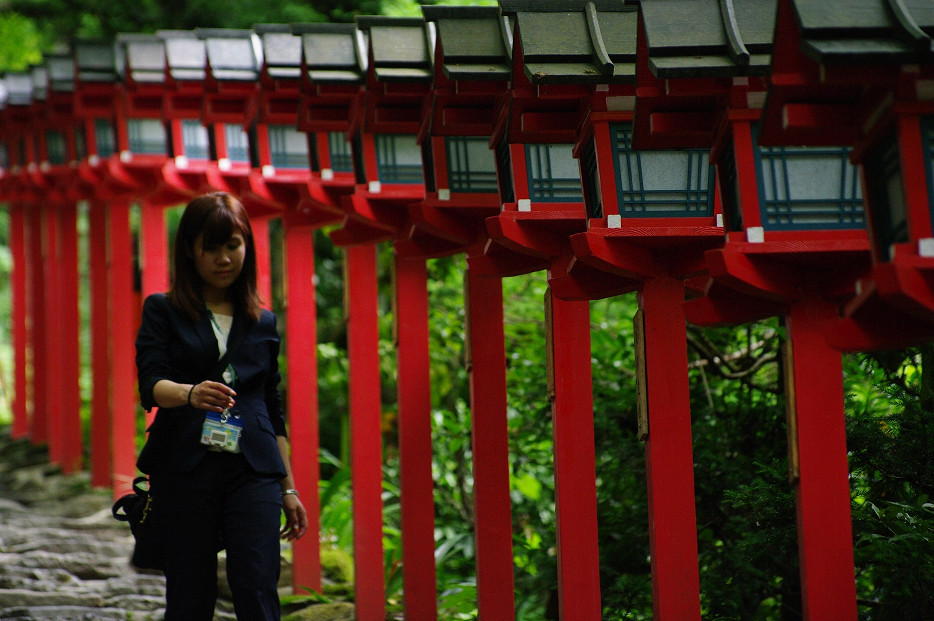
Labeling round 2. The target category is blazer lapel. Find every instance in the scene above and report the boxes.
[195,310,220,361]
[226,310,249,361]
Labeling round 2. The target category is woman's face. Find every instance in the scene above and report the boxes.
[192,231,247,296]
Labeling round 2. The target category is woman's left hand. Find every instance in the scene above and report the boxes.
[281,494,308,541]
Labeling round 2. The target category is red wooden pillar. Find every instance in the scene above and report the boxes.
[58,202,83,474]
[88,200,113,489]
[786,300,858,621]
[282,215,322,593]
[252,216,273,308]
[44,203,64,465]
[640,276,701,621]
[139,199,168,297]
[29,203,50,447]
[465,266,516,620]
[8,202,29,439]
[547,290,601,621]
[346,243,386,621]
[138,199,168,429]
[394,254,438,621]
[109,199,139,499]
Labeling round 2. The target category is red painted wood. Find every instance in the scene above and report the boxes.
[897,114,933,241]
[109,200,139,499]
[283,217,322,594]
[548,291,601,621]
[29,204,49,445]
[786,300,858,621]
[640,276,701,621]
[252,216,273,308]
[394,254,438,621]
[8,203,29,439]
[139,200,167,430]
[58,203,83,474]
[88,201,113,489]
[466,267,516,621]
[509,143,529,201]
[346,244,387,621]
[140,200,169,296]
[731,121,762,230]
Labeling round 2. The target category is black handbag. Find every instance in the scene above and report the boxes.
[112,475,164,570]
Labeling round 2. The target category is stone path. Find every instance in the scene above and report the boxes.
[0,436,236,621]
[0,434,357,621]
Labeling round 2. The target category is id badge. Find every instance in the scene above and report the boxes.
[200,410,243,453]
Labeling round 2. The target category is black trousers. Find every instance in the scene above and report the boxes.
[151,451,282,621]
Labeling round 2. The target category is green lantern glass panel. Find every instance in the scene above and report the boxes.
[579,139,603,218]
[74,126,87,161]
[224,124,250,163]
[269,124,309,169]
[923,117,934,236]
[46,131,66,165]
[182,120,209,160]
[754,138,864,231]
[864,128,906,261]
[612,123,713,217]
[94,119,115,158]
[128,119,166,155]
[446,136,498,193]
[376,134,423,184]
[328,131,353,172]
[526,143,582,202]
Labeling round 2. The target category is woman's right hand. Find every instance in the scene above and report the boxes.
[188,381,236,413]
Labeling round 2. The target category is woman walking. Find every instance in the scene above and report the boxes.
[135,191,307,620]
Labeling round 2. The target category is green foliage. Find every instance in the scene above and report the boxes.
[847,349,934,619]
[0,12,46,71]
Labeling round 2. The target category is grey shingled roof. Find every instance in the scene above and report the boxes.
[500,1,638,84]
[792,0,934,64]
[45,54,75,93]
[4,73,33,106]
[159,31,206,82]
[356,16,433,83]
[291,22,366,84]
[422,5,512,81]
[640,0,777,78]
[117,34,166,84]
[255,24,302,80]
[30,65,47,101]
[73,41,119,83]
[196,28,262,82]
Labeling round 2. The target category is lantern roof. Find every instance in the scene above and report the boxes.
[45,53,75,93]
[73,40,119,83]
[640,0,776,78]
[158,30,206,82]
[3,73,31,107]
[255,24,302,80]
[115,33,165,84]
[500,0,638,84]
[356,16,433,83]
[292,22,366,84]
[422,5,512,81]
[196,28,262,82]
[29,65,48,102]
[792,0,934,64]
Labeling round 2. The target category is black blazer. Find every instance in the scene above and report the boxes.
[135,293,288,478]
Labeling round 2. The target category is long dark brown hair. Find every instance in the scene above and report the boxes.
[169,192,263,322]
